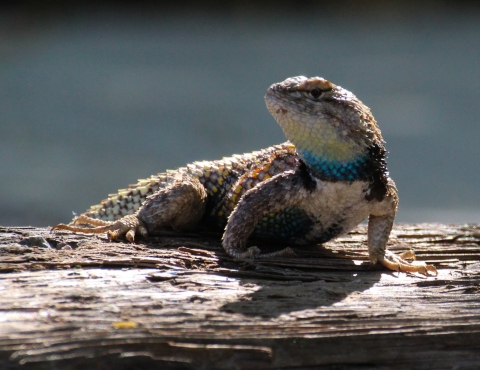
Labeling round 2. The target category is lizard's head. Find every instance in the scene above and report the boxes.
[265,76,385,181]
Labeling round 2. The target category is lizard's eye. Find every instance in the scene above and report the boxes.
[310,89,323,99]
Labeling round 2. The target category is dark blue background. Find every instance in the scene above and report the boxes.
[1,2,479,226]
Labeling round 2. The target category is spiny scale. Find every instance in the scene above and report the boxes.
[81,143,298,224]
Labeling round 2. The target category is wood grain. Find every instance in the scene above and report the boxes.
[1,224,480,369]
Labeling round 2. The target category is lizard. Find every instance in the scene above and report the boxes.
[52,76,437,276]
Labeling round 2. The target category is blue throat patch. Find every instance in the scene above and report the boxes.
[300,150,369,182]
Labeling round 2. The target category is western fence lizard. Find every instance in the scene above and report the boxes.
[53,76,437,275]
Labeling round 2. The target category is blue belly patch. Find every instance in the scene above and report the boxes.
[254,209,345,245]
[253,207,314,242]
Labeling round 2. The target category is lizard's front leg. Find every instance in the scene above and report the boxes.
[368,213,437,276]
[222,169,309,259]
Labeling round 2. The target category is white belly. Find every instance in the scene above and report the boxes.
[298,179,374,243]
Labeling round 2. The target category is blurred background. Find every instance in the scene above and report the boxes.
[1,0,479,227]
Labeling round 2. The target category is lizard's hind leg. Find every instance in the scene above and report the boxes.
[137,174,208,233]
[52,214,148,242]
[52,174,208,242]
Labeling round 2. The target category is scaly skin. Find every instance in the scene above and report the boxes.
[53,76,437,276]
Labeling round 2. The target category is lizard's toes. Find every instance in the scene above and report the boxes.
[106,217,148,243]
[125,229,136,242]
[53,214,148,243]
[107,227,126,241]
[223,245,261,259]
[138,224,148,239]
[223,245,298,260]
[125,226,150,242]
[51,223,112,235]
[52,215,114,234]
[73,215,112,227]
[378,251,437,276]
[398,249,416,261]
[256,246,297,259]
[51,223,66,232]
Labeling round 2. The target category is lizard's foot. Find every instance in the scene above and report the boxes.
[224,245,296,259]
[376,250,437,276]
[52,214,148,242]
[256,247,297,259]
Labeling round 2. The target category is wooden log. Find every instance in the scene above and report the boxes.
[1,223,480,369]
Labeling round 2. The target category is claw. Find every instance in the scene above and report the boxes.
[426,264,438,276]
[126,229,136,242]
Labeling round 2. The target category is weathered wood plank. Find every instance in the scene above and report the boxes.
[1,224,480,369]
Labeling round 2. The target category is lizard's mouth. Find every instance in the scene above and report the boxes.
[264,85,292,117]
[264,95,288,122]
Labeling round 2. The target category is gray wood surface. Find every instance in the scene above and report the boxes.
[1,224,480,369]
